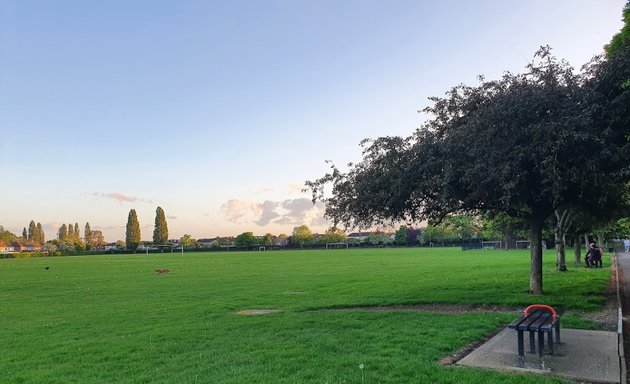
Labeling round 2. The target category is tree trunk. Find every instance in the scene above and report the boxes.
[573,234,582,264]
[529,216,544,295]
[556,230,567,271]
[584,234,589,251]
[553,209,573,272]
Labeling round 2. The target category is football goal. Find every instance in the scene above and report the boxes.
[481,240,502,250]
[326,242,349,250]
[515,240,547,250]
[258,246,266,251]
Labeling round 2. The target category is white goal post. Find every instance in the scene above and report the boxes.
[258,246,266,251]
[326,242,349,250]
[515,240,547,250]
[481,240,502,250]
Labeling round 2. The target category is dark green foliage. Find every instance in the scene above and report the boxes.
[125,209,141,252]
[21,227,27,240]
[394,225,407,245]
[152,206,169,245]
[607,1,630,55]
[235,231,256,248]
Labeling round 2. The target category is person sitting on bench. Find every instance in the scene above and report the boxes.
[586,243,601,268]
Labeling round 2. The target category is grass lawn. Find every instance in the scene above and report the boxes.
[0,248,611,383]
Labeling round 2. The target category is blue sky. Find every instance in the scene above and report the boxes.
[0,0,626,242]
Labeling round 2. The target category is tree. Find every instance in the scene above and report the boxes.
[84,222,92,249]
[27,220,36,241]
[321,227,347,244]
[180,234,196,249]
[441,215,481,242]
[308,47,630,294]
[406,227,421,245]
[235,232,257,248]
[125,209,141,252]
[57,224,68,241]
[263,233,275,247]
[74,223,80,241]
[394,225,408,246]
[22,227,27,240]
[292,225,313,248]
[152,206,169,245]
[36,222,44,243]
[0,226,17,243]
[68,223,75,241]
[367,231,392,246]
[607,1,630,56]
[87,230,105,248]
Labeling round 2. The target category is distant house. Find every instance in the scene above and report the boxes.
[12,242,41,252]
[274,236,289,247]
[0,240,15,253]
[102,242,119,251]
[197,238,217,248]
[347,232,371,242]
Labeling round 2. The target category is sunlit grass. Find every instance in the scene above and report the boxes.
[0,248,610,383]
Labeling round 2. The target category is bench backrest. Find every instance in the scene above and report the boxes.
[524,304,559,320]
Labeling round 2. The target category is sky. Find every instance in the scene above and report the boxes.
[0,0,627,242]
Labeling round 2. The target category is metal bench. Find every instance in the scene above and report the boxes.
[508,304,561,369]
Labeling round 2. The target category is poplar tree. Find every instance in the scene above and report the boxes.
[68,223,74,240]
[36,222,44,243]
[74,223,80,241]
[28,220,36,241]
[126,209,141,252]
[152,206,169,245]
[85,222,92,247]
[58,224,68,241]
[22,228,27,240]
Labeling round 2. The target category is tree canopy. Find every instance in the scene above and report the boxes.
[235,232,257,248]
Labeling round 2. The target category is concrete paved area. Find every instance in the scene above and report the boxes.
[457,327,621,383]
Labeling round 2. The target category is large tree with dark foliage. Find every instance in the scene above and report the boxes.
[308,47,630,295]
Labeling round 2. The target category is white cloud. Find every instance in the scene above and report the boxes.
[221,199,262,224]
[221,197,328,229]
[88,192,154,204]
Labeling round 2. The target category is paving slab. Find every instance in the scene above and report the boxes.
[457,327,621,383]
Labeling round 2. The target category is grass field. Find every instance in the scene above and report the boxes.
[0,248,611,383]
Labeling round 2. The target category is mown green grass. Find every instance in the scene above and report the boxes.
[0,248,611,383]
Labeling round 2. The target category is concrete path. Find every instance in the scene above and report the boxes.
[456,252,628,383]
[457,327,620,383]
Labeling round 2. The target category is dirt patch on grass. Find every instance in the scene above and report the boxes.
[236,309,281,315]
[325,304,521,314]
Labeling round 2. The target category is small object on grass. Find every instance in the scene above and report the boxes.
[155,269,170,274]
[44,266,50,270]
